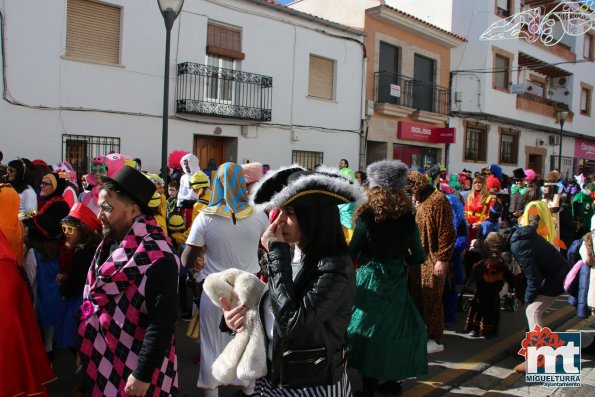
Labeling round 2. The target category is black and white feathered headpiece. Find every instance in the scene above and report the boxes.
[366,160,409,192]
[249,164,365,211]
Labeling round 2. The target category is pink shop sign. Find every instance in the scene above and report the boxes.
[575,138,595,161]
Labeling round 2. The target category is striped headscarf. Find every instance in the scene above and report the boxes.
[202,162,253,224]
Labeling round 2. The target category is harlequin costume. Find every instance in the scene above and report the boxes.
[77,166,180,396]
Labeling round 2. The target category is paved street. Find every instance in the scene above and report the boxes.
[46,295,595,396]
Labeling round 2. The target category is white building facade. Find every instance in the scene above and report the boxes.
[0,0,365,176]
[382,0,595,177]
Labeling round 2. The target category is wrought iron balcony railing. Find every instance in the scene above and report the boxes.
[176,62,272,121]
[374,71,450,115]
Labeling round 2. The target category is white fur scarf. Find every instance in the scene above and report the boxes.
[203,268,268,383]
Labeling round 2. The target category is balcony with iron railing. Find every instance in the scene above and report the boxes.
[374,71,450,118]
[176,62,273,121]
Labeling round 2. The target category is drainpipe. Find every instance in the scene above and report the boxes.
[359,55,368,171]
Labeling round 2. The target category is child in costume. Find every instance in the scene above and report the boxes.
[171,170,211,246]
[464,232,515,338]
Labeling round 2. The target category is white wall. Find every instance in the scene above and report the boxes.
[0,0,363,172]
[290,0,379,29]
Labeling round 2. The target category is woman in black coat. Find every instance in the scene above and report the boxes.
[509,215,569,333]
[221,167,362,396]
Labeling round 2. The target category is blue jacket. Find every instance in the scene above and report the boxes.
[510,226,569,303]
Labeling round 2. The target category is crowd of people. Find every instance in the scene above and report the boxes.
[1,147,594,396]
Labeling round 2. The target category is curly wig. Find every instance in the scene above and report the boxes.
[355,186,413,222]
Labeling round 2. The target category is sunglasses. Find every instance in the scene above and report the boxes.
[40,181,52,187]
[99,201,114,214]
[61,224,78,234]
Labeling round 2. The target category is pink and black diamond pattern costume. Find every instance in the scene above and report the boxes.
[78,216,180,396]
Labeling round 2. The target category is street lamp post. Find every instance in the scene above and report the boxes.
[556,110,568,176]
[157,0,184,181]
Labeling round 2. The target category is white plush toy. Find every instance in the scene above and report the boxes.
[203,268,268,383]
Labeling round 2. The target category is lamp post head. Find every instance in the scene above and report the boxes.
[158,0,184,30]
[556,110,568,127]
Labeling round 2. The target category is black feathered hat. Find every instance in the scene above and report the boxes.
[250,164,365,211]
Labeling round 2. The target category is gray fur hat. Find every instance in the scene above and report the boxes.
[366,160,409,192]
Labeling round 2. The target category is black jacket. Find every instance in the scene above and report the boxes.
[265,242,355,388]
[510,226,569,303]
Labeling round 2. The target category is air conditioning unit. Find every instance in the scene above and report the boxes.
[549,135,560,145]
[551,76,568,89]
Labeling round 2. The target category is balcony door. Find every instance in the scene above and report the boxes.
[379,42,400,105]
[413,54,435,112]
[206,55,235,104]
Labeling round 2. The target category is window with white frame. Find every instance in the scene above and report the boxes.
[308,55,335,100]
[206,55,236,102]
[65,0,121,65]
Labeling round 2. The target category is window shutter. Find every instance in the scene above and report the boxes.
[66,0,121,64]
[207,23,245,60]
[309,55,334,100]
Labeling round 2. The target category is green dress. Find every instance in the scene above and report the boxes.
[347,211,428,380]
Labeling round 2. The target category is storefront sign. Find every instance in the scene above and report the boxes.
[390,84,401,97]
[397,121,455,144]
[575,137,595,161]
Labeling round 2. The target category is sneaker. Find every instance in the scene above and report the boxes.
[427,339,444,354]
[468,330,479,337]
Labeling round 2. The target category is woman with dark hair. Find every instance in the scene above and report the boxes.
[56,203,101,350]
[6,158,37,216]
[23,172,70,360]
[348,161,427,396]
[218,166,362,396]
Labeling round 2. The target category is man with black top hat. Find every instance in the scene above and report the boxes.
[509,168,527,224]
[77,166,181,396]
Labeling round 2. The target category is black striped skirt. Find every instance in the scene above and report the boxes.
[254,371,352,397]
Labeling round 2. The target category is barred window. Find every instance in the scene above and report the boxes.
[464,125,487,162]
[66,0,121,64]
[292,150,323,170]
[499,128,519,164]
[62,134,121,178]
